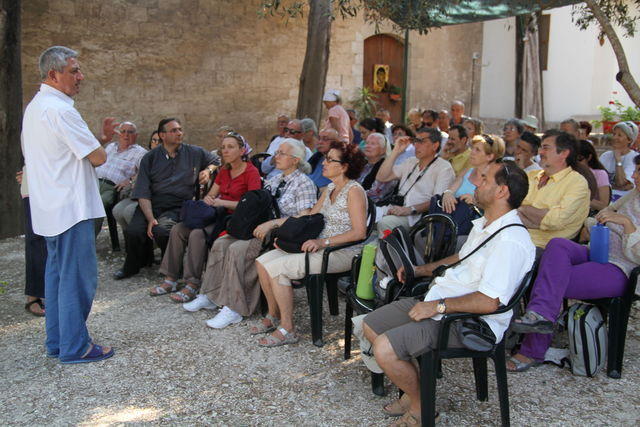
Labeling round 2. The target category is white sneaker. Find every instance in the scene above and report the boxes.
[206,306,243,329]
[183,294,218,312]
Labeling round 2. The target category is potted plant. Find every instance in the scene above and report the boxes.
[349,87,379,119]
[593,92,640,133]
[388,85,402,102]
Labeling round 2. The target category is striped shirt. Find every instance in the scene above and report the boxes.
[96,142,147,184]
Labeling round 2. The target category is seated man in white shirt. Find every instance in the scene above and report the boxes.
[94,121,147,234]
[363,160,535,425]
[261,119,312,179]
[375,127,455,236]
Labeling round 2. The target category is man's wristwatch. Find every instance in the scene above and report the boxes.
[436,299,447,314]
[324,238,330,247]
[410,206,418,215]
[616,161,623,167]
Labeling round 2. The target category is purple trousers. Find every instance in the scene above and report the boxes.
[520,238,627,361]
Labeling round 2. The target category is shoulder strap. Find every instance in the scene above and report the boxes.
[443,223,526,271]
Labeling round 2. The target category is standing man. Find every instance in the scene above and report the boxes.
[22,46,114,364]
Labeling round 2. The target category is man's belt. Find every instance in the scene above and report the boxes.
[98,178,116,186]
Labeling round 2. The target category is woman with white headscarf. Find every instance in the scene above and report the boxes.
[323,89,353,144]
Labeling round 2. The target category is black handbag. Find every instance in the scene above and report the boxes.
[273,213,325,253]
[179,200,218,230]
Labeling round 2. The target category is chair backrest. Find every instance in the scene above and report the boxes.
[495,260,539,316]
[409,214,458,264]
[250,152,271,177]
[364,197,377,240]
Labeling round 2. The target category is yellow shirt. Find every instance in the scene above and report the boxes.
[522,167,590,248]
[449,148,471,176]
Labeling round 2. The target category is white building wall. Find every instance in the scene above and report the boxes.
[479,4,640,127]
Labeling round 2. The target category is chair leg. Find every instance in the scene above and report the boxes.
[344,301,353,360]
[606,298,628,379]
[420,352,439,427]
[326,276,339,316]
[106,207,120,251]
[472,357,488,401]
[307,275,324,347]
[493,346,511,427]
[371,372,386,396]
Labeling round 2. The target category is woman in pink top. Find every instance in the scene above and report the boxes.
[323,89,352,143]
[578,139,611,212]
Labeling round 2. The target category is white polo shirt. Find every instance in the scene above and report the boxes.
[424,209,536,342]
[22,84,105,237]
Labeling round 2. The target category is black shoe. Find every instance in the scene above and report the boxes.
[113,269,135,280]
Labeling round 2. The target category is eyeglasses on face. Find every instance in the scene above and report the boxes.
[319,136,337,142]
[119,129,137,135]
[284,127,302,135]
[412,136,430,144]
[166,127,182,134]
[150,138,161,143]
[274,150,296,158]
[323,156,345,164]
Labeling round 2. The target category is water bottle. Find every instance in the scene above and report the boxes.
[589,223,610,263]
[356,243,377,300]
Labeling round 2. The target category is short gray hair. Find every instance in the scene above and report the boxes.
[119,121,138,133]
[39,46,78,80]
[368,132,388,152]
[560,118,580,132]
[300,118,318,135]
[280,138,311,174]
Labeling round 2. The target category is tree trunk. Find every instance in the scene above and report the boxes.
[584,0,640,107]
[0,0,24,239]
[296,0,332,125]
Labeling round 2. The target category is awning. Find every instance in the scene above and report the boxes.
[370,0,582,32]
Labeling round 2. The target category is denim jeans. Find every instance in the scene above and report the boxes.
[44,219,98,360]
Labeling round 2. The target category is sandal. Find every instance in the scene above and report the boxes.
[149,279,177,296]
[258,327,299,347]
[59,343,115,364]
[383,395,410,417]
[511,310,554,334]
[169,284,198,303]
[390,411,421,426]
[249,315,278,335]
[25,299,45,317]
[507,355,541,372]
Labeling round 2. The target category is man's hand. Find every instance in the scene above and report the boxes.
[393,136,412,154]
[115,178,130,191]
[146,218,158,239]
[388,205,412,216]
[408,301,438,322]
[253,221,276,240]
[198,170,211,185]
[100,117,120,144]
[15,171,23,185]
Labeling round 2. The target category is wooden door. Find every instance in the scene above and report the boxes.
[363,34,405,124]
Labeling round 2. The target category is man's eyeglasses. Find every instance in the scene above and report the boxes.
[166,127,182,134]
[119,129,137,135]
[284,127,302,135]
[319,136,337,142]
[412,136,430,144]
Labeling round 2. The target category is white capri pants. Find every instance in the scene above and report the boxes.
[256,247,357,287]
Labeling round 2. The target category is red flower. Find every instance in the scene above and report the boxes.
[612,91,618,94]
[609,101,615,105]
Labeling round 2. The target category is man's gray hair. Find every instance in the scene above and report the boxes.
[300,118,318,135]
[119,121,138,133]
[280,138,311,174]
[560,118,580,132]
[39,46,78,80]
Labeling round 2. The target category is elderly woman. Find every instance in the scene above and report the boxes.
[438,134,505,233]
[185,139,318,329]
[323,89,353,143]
[508,154,640,372]
[502,118,524,160]
[252,142,367,346]
[357,132,396,203]
[599,121,639,200]
[150,132,261,302]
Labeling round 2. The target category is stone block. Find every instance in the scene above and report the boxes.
[127,6,148,22]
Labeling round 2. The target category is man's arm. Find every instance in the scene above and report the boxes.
[86,146,107,166]
[98,117,119,145]
[517,205,549,229]
[408,292,499,322]
[138,198,157,239]
[376,137,410,182]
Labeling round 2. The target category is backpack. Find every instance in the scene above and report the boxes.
[567,303,607,377]
[226,189,280,240]
[374,227,423,303]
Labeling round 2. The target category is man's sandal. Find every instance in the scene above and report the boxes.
[507,355,541,372]
[511,310,554,334]
[258,327,299,347]
[169,284,198,303]
[248,315,278,335]
[383,395,410,417]
[149,280,177,296]
[25,299,45,317]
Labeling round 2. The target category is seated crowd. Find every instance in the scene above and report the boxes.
[57,93,640,424]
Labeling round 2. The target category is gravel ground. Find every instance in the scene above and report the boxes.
[1,231,639,426]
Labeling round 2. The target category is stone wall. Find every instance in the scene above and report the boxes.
[21,0,482,152]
